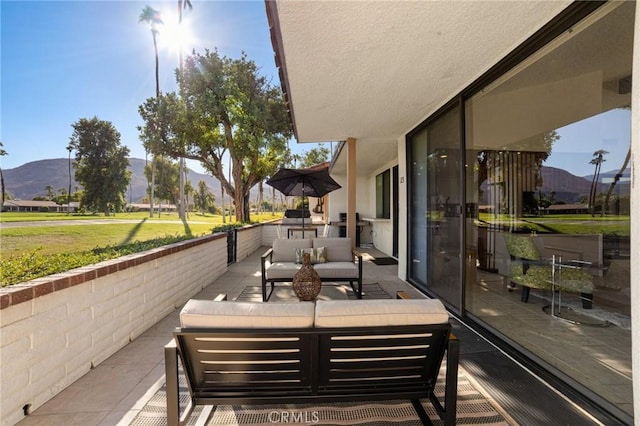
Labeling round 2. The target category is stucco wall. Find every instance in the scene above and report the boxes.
[630,2,639,420]
[0,233,232,426]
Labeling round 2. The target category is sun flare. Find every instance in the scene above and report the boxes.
[156,10,196,55]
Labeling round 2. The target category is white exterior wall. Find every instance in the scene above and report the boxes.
[236,225,263,260]
[362,159,398,257]
[0,235,230,426]
[631,2,640,420]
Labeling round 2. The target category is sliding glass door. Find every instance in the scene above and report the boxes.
[408,105,462,310]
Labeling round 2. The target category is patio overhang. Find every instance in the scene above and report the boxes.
[266,0,573,174]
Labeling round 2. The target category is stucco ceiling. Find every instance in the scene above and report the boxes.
[270,0,573,174]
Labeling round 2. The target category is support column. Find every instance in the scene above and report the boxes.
[346,137,357,248]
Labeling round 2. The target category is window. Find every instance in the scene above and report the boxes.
[376,169,390,219]
[464,1,633,418]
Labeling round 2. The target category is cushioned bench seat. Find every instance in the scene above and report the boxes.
[166,296,458,426]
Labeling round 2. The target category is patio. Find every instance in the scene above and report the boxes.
[13,245,606,426]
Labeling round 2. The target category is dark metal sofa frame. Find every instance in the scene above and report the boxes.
[165,319,459,426]
[260,247,363,301]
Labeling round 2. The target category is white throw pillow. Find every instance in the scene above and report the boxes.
[295,247,327,264]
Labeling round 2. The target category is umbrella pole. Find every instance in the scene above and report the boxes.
[301,179,305,239]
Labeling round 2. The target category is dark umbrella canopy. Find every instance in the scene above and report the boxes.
[266,167,341,237]
[266,168,341,198]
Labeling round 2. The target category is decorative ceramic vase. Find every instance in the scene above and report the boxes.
[292,253,322,301]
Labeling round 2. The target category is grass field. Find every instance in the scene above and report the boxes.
[0,211,283,257]
[476,213,630,236]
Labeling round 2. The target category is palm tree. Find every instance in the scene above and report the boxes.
[0,141,7,208]
[45,185,55,201]
[139,6,162,98]
[588,149,608,217]
[139,5,163,218]
[604,147,630,215]
[177,0,192,222]
[67,144,73,213]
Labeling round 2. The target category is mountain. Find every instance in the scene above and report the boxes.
[3,158,222,202]
[478,165,618,204]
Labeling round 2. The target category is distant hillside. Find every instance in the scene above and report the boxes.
[3,158,222,202]
[6,159,628,205]
[539,166,594,201]
[478,165,620,204]
[539,166,629,202]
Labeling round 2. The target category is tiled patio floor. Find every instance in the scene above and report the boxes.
[15,247,608,425]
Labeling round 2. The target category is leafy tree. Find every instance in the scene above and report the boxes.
[45,185,55,201]
[69,117,131,215]
[299,144,330,168]
[194,180,215,215]
[144,156,180,206]
[139,50,291,222]
[0,141,7,206]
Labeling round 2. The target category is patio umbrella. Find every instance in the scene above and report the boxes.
[266,167,342,237]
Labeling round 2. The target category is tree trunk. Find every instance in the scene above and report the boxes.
[221,186,226,223]
[589,164,598,216]
[591,162,601,217]
[604,148,630,216]
[233,190,245,223]
[244,192,251,222]
[232,157,245,222]
[0,167,5,207]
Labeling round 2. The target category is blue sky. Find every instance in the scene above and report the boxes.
[1,0,316,174]
[550,108,631,178]
[1,1,631,179]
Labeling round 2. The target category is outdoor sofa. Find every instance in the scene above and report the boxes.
[165,294,459,426]
[261,237,363,301]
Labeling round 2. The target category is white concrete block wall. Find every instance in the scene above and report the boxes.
[237,225,264,260]
[262,223,280,246]
[0,231,240,426]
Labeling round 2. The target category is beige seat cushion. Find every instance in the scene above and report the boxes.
[265,262,302,280]
[314,237,353,262]
[313,262,359,279]
[314,299,449,328]
[180,299,315,328]
[271,238,313,262]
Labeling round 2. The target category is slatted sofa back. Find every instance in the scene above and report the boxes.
[175,328,316,400]
[316,324,450,397]
[166,297,457,426]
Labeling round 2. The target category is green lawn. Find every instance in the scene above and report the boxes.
[0,211,283,286]
[0,211,283,257]
[476,213,630,237]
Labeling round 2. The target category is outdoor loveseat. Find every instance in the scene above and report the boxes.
[165,295,459,426]
[261,237,363,301]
